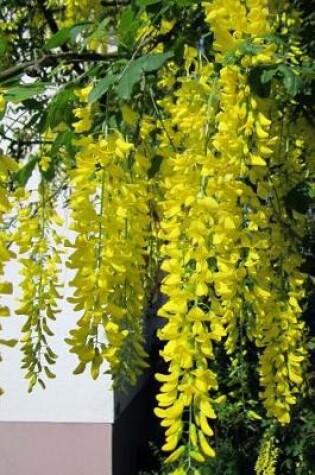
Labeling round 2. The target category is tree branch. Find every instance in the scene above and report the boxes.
[35,0,85,74]
[36,0,60,35]
[0,131,53,147]
[101,0,130,6]
[0,51,118,82]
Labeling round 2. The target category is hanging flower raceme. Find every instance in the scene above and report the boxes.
[152,1,310,471]
[250,110,308,424]
[67,88,151,386]
[203,0,308,427]
[0,153,19,396]
[154,51,227,468]
[255,428,279,475]
[12,180,63,392]
[72,84,94,134]
[203,0,271,62]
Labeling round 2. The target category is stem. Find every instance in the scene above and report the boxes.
[36,0,60,35]
[0,52,116,82]
[97,166,106,270]
[149,87,177,152]
[35,181,47,374]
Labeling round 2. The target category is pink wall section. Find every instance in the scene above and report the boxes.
[0,422,112,475]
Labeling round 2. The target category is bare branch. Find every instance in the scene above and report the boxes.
[0,51,118,82]
[36,0,60,35]
[0,131,53,147]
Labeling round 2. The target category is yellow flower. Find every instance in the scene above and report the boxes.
[73,106,92,133]
[74,83,93,103]
[0,94,6,112]
[39,155,51,172]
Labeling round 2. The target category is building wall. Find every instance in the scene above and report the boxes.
[0,422,112,475]
[0,204,115,473]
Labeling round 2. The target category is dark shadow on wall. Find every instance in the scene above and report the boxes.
[112,369,163,475]
[113,278,166,475]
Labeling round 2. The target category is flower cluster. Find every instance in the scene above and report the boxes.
[255,429,279,475]
[0,154,19,395]
[152,0,309,471]
[154,50,225,467]
[66,87,151,386]
[205,0,308,428]
[46,0,102,25]
[12,182,63,391]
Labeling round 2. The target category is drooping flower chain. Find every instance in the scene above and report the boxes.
[153,0,309,470]
[0,153,19,396]
[67,89,151,386]
[13,181,62,391]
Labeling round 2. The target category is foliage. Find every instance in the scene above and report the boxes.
[0,0,314,473]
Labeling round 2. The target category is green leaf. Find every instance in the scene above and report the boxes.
[73,362,86,375]
[239,42,262,56]
[51,129,75,156]
[261,33,286,46]
[300,64,315,80]
[175,0,196,5]
[44,366,56,379]
[148,155,164,178]
[261,68,278,84]
[0,37,7,56]
[4,84,46,102]
[283,71,302,97]
[278,65,303,97]
[222,51,237,66]
[86,64,103,78]
[44,353,56,365]
[38,379,46,390]
[70,21,94,42]
[13,156,38,187]
[139,51,174,72]
[0,77,20,88]
[88,75,117,103]
[136,0,162,6]
[45,28,71,50]
[119,7,141,50]
[43,318,54,336]
[116,52,173,99]
[309,186,315,199]
[85,17,110,42]
[46,88,75,129]
[0,338,18,348]
[46,347,58,359]
[116,63,143,100]
[249,67,271,98]
[41,156,57,182]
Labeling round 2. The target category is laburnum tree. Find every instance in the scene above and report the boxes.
[0,0,314,474]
